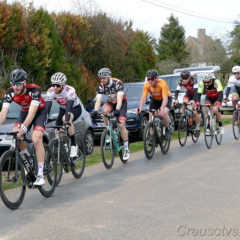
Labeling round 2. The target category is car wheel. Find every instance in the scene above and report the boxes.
[84,129,94,155]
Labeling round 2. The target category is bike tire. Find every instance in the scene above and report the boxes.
[232,110,240,140]
[48,138,63,186]
[191,131,199,143]
[101,129,114,169]
[38,143,57,197]
[204,115,213,149]
[215,128,222,145]
[143,122,156,159]
[0,150,26,210]
[160,122,170,154]
[178,116,188,147]
[70,139,86,179]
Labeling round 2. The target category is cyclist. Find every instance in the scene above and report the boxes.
[137,69,172,140]
[45,72,82,158]
[174,70,200,136]
[0,69,47,186]
[224,65,240,110]
[91,67,130,161]
[196,72,224,135]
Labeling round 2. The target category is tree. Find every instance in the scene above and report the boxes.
[156,14,188,66]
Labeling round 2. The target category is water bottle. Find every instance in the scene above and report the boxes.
[113,128,118,142]
[188,117,193,126]
[154,118,161,136]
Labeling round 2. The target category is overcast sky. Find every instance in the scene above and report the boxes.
[7,0,240,44]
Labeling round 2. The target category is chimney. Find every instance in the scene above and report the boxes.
[198,29,206,40]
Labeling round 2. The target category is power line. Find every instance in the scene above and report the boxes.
[142,0,234,24]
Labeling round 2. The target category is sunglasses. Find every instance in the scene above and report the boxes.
[234,72,240,75]
[11,81,24,86]
[52,84,62,88]
[182,77,189,80]
[203,81,211,83]
[147,77,156,81]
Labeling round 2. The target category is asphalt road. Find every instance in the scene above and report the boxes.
[1,124,240,240]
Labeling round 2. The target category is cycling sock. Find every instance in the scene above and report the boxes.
[124,141,129,151]
[70,134,76,146]
[20,148,30,156]
[37,162,44,177]
[219,122,223,127]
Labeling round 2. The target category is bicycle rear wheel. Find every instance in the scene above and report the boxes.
[0,150,26,210]
[178,116,188,146]
[101,129,114,169]
[119,138,128,164]
[232,110,240,140]
[48,138,63,186]
[70,139,86,178]
[204,116,213,149]
[38,144,57,197]
[143,122,156,159]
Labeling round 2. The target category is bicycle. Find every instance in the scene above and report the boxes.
[143,110,173,159]
[98,113,127,169]
[232,101,240,140]
[204,105,222,149]
[47,125,86,186]
[177,102,200,146]
[0,131,57,210]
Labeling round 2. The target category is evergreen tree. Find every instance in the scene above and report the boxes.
[157,14,188,64]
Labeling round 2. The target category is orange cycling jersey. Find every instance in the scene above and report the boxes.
[142,79,172,101]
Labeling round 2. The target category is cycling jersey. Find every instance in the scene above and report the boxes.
[46,85,80,109]
[96,78,126,104]
[225,74,240,98]
[197,79,223,102]
[175,76,198,99]
[142,79,172,101]
[2,84,45,111]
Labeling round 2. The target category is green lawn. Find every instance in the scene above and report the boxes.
[86,115,233,167]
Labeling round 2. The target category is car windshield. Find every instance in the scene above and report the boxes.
[124,84,144,99]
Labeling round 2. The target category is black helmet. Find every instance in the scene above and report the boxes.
[180,70,190,79]
[10,69,27,83]
[146,69,158,78]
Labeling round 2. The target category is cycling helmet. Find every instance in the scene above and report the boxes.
[180,70,190,79]
[10,69,27,83]
[202,72,216,82]
[97,68,112,79]
[232,65,240,73]
[146,69,158,78]
[51,72,67,84]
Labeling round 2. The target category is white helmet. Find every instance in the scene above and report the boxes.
[232,65,240,73]
[97,68,112,79]
[51,72,67,84]
[202,72,216,82]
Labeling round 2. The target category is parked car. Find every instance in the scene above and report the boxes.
[0,93,94,156]
[86,82,151,139]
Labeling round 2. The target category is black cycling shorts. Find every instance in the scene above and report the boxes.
[15,108,48,133]
[56,105,82,126]
[149,97,172,112]
[104,100,127,121]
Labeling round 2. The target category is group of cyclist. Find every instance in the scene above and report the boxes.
[0,65,239,187]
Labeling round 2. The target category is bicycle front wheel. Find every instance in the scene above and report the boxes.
[143,122,156,159]
[160,124,171,154]
[119,138,128,164]
[178,116,188,147]
[70,139,86,179]
[38,144,57,197]
[101,129,114,169]
[0,150,26,210]
[215,128,222,145]
[232,110,240,140]
[204,116,213,149]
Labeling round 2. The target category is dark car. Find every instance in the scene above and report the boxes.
[86,82,151,139]
[0,94,94,156]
